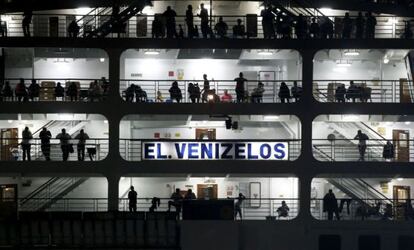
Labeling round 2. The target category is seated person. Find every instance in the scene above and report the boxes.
[207,89,220,103]
[135,85,147,102]
[156,90,164,102]
[169,81,183,103]
[168,188,183,213]
[221,89,233,103]
[54,82,65,100]
[88,80,103,102]
[346,81,362,103]
[124,84,136,102]
[291,81,303,102]
[214,17,228,38]
[184,189,197,200]
[15,79,28,102]
[276,201,290,218]
[360,86,372,103]
[188,83,201,103]
[149,197,161,212]
[278,82,291,103]
[382,141,395,161]
[335,84,346,103]
[251,82,265,103]
[233,19,245,38]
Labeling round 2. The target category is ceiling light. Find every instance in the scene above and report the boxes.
[344,50,360,56]
[99,58,105,62]
[7,120,13,123]
[397,178,404,181]
[104,120,108,124]
[405,121,411,125]
[383,57,390,64]
[144,50,160,55]
[343,115,359,121]
[336,60,352,67]
[258,50,274,56]
[264,115,280,120]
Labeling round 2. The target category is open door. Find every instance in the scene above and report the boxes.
[195,128,216,140]
[393,185,411,220]
[399,78,412,103]
[1,128,18,161]
[393,130,410,162]
[0,184,17,219]
[197,184,218,200]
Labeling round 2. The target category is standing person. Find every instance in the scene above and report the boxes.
[128,186,138,212]
[149,197,161,212]
[251,82,265,103]
[261,4,274,39]
[22,9,33,37]
[342,12,353,38]
[54,82,65,100]
[278,82,291,103]
[295,14,308,39]
[15,79,28,102]
[234,193,246,220]
[234,72,247,103]
[354,130,369,161]
[365,12,377,39]
[21,127,33,161]
[214,17,228,38]
[185,5,194,38]
[198,3,209,38]
[201,74,210,103]
[291,81,303,102]
[75,129,90,161]
[163,6,177,38]
[355,12,365,39]
[169,81,182,103]
[309,17,320,38]
[184,189,196,199]
[56,128,72,161]
[67,20,80,38]
[168,188,183,213]
[323,189,340,220]
[66,82,78,101]
[39,127,52,161]
[28,79,40,101]
[383,140,395,161]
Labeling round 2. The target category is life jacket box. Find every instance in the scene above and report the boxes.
[39,92,55,101]
[41,81,56,88]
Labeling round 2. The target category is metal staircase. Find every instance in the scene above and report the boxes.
[77,7,114,37]
[20,177,88,211]
[85,0,152,38]
[267,0,330,20]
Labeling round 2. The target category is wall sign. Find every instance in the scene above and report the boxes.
[142,141,289,160]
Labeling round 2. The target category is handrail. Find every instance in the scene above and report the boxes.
[360,122,387,141]
[20,177,59,205]
[356,179,393,203]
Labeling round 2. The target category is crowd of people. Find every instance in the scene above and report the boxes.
[17,127,96,161]
[322,189,414,221]
[123,73,303,103]
[127,187,290,220]
[334,81,372,103]
[0,78,109,102]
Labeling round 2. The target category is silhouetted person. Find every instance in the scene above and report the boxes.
[163,6,177,38]
[280,15,292,39]
[382,203,393,220]
[188,82,200,103]
[277,201,290,218]
[404,199,414,220]
[185,5,194,38]
[251,82,265,103]
[355,12,365,39]
[291,81,302,102]
[278,82,291,103]
[55,82,65,100]
[124,84,135,102]
[365,12,377,39]
[68,20,80,38]
[354,130,368,161]
[128,186,138,212]
[15,79,28,102]
[402,21,413,39]
[2,81,13,100]
[152,14,164,38]
[342,12,353,38]
[234,193,246,220]
[320,17,333,39]
[346,81,360,103]
[184,189,196,199]
[39,127,52,161]
[134,85,147,102]
[22,9,32,37]
[67,82,78,101]
[201,74,210,103]
[149,197,161,212]
[261,4,274,39]
[323,189,340,220]
[21,127,33,161]
[309,17,320,38]
[168,188,183,213]
[233,19,245,38]
[169,81,182,103]
[383,140,395,161]
[198,3,209,38]
[75,129,89,161]
[335,84,346,103]
[215,17,228,38]
[56,129,72,161]
[28,79,40,101]
[295,14,308,39]
[235,72,247,103]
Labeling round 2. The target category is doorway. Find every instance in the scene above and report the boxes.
[0,184,17,219]
[195,128,216,140]
[393,185,411,220]
[393,130,410,162]
[1,128,18,161]
[197,184,218,200]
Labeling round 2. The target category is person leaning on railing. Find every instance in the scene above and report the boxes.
[28,79,40,101]
[21,127,33,161]
[382,141,395,162]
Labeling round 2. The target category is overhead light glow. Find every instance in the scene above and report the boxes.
[344,50,360,56]
[104,120,108,124]
[99,58,105,62]
[336,60,352,67]
[7,120,13,123]
[144,50,160,55]
[76,7,92,15]
[397,178,404,181]
[405,121,411,125]
[264,115,280,120]
[258,50,274,56]
[383,57,390,64]
[343,115,359,121]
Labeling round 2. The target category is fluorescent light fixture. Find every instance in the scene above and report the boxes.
[385,121,393,125]
[383,57,390,64]
[104,120,108,124]
[336,60,352,67]
[397,178,404,181]
[344,50,360,56]
[144,50,160,55]
[7,120,13,123]
[258,50,274,56]
[99,58,105,62]
[405,121,411,125]
[343,115,359,121]
[264,115,280,120]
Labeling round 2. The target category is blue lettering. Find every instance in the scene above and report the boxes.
[247,143,258,159]
[274,143,286,160]
[157,143,167,159]
[221,143,233,159]
[175,143,186,159]
[201,143,213,159]
[215,143,220,159]
[188,143,199,159]
[260,144,271,159]
[144,143,155,159]
[235,143,245,159]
